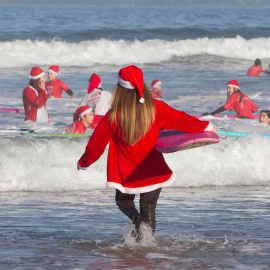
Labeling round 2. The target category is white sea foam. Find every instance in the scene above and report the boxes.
[0,130,269,192]
[1,36,270,68]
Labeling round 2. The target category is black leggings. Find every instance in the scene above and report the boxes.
[115,188,162,233]
[115,188,161,205]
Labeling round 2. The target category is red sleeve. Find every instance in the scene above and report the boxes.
[250,99,258,112]
[78,112,111,168]
[72,121,87,133]
[157,100,209,132]
[259,66,266,73]
[60,80,70,91]
[90,115,104,129]
[24,87,48,108]
[224,94,237,111]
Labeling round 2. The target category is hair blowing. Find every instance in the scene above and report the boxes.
[109,84,155,146]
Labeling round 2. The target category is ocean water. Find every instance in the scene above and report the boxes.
[1,4,270,269]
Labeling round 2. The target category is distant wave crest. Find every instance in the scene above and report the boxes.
[1,36,270,68]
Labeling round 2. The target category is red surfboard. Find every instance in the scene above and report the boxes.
[155,130,220,153]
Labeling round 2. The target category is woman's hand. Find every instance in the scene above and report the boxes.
[38,75,46,89]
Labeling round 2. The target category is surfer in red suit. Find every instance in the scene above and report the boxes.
[202,80,258,119]
[45,65,74,98]
[77,65,215,236]
[63,106,94,134]
[22,66,50,122]
[259,110,270,125]
[247,59,270,77]
[150,79,162,99]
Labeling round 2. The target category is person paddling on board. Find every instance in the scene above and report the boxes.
[77,65,216,237]
[79,73,112,129]
[202,80,258,119]
[247,59,270,77]
[22,67,50,123]
[45,65,74,99]
[64,106,94,133]
[259,110,270,125]
[150,79,162,99]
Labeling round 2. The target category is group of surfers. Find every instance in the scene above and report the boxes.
[22,61,270,136]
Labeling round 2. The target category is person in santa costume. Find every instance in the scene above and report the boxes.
[77,65,215,236]
[202,80,258,119]
[150,79,162,99]
[22,66,50,122]
[79,73,112,129]
[64,106,94,133]
[45,65,74,99]
[247,59,270,77]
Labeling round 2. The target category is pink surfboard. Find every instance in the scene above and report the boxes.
[155,130,220,153]
[0,108,23,113]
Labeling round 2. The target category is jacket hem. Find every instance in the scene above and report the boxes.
[106,173,176,194]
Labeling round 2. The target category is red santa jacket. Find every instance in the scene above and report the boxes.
[224,92,258,119]
[22,86,49,122]
[78,100,211,194]
[73,121,87,133]
[151,89,162,99]
[63,121,87,134]
[247,65,265,77]
[45,78,70,98]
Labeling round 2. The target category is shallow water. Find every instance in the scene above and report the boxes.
[1,186,270,269]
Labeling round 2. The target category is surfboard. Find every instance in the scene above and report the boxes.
[21,132,92,138]
[217,130,270,139]
[155,130,220,153]
[0,108,23,113]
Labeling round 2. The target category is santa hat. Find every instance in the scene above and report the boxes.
[88,73,102,93]
[48,65,59,75]
[29,66,45,80]
[150,79,162,90]
[227,80,239,89]
[118,65,145,103]
[74,106,92,122]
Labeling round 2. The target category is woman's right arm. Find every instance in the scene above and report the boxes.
[24,87,48,108]
[78,112,111,169]
[202,106,226,116]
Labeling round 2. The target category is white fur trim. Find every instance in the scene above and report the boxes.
[28,85,38,96]
[203,122,214,131]
[227,84,239,89]
[106,173,176,194]
[77,161,88,170]
[48,69,58,75]
[139,97,145,103]
[79,108,92,119]
[118,75,135,89]
[29,72,45,80]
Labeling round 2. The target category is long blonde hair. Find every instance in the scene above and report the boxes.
[109,83,155,146]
